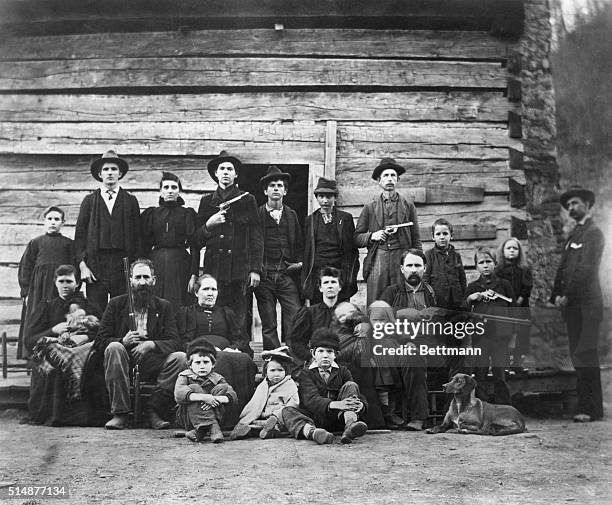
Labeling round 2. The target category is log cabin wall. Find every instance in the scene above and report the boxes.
[0,0,526,317]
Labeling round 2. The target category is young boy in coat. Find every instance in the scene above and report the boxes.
[280,328,368,444]
[174,338,237,443]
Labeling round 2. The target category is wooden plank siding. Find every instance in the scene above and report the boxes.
[0,21,524,305]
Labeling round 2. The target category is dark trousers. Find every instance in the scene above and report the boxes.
[86,250,126,312]
[281,381,362,437]
[103,342,187,419]
[564,306,603,419]
[473,336,511,405]
[398,361,429,421]
[176,383,230,429]
[217,281,250,336]
[366,248,403,306]
[254,268,301,350]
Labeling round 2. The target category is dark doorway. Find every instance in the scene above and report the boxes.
[238,164,309,227]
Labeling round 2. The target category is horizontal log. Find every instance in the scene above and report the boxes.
[0,58,507,90]
[0,298,23,320]
[0,91,514,123]
[338,184,484,206]
[0,1,524,35]
[0,224,75,246]
[0,190,206,224]
[0,29,515,61]
[0,264,19,298]
[337,144,510,161]
[338,122,518,146]
[336,169,523,193]
[0,121,326,161]
[336,158,511,175]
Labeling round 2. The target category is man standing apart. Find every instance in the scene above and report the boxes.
[75,150,142,311]
[96,259,186,430]
[196,151,263,337]
[302,177,359,304]
[354,158,421,306]
[551,186,605,423]
[254,166,303,350]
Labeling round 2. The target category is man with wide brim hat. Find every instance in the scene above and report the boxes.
[559,185,596,209]
[371,157,406,181]
[90,150,129,181]
[207,151,243,183]
[551,185,604,423]
[75,149,142,311]
[254,165,302,350]
[301,177,359,304]
[196,151,263,341]
[355,157,421,305]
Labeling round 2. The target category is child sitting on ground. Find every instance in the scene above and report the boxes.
[174,337,237,443]
[280,328,368,445]
[466,246,515,405]
[229,346,299,440]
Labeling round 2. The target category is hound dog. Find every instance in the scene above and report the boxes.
[426,373,526,436]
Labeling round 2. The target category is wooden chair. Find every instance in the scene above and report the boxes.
[1,318,30,379]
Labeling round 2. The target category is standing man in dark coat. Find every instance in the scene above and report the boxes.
[196,151,264,335]
[96,259,186,430]
[254,166,303,350]
[551,186,605,423]
[75,150,142,311]
[354,158,421,306]
[301,177,359,304]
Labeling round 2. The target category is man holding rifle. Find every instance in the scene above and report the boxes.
[354,158,421,305]
[96,259,186,430]
[196,152,263,339]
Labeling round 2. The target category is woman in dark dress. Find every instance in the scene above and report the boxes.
[141,172,198,309]
[18,206,76,358]
[177,274,258,428]
[26,264,105,426]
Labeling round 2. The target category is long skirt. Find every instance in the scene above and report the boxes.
[150,248,194,309]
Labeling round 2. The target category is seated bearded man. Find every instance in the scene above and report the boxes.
[95,259,186,430]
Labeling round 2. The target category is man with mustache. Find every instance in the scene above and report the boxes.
[195,151,263,341]
[355,158,421,306]
[551,186,604,423]
[96,259,186,430]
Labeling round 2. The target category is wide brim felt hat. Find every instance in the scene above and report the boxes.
[186,337,218,360]
[207,151,243,183]
[371,158,406,180]
[559,186,596,209]
[90,150,129,181]
[260,345,293,363]
[313,177,339,195]
[309,328,340,351]
[259,165,292,187]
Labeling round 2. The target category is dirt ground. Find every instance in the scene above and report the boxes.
[0,412,610,505]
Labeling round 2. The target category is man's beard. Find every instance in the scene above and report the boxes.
[132,284,154,311]
[406,274,422,287]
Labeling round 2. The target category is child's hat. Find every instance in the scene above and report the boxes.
[309,328,340,351]
[186,337,218,360]
[261,345,293,363]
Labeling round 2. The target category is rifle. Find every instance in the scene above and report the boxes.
[122,257,137,332]
[418,306,531,327]
[218,191,249,211]
[385,222,413,234]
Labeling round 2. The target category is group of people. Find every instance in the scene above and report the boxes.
[17,148,605,441]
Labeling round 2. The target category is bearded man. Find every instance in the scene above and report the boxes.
[95,258,186,430]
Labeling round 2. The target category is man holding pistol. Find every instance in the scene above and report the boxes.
[196,151,263,338]
[354,158,421,305]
